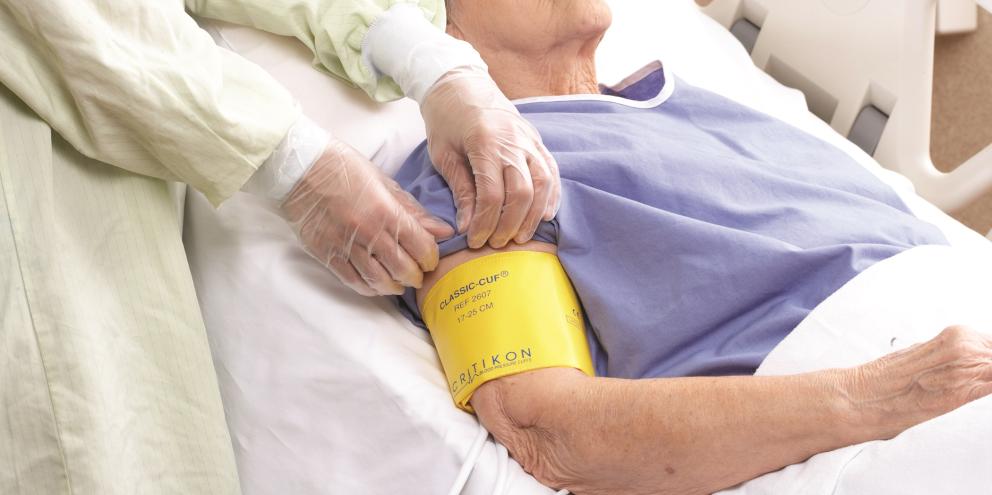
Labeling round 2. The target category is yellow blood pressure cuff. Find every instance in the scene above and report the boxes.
[422,251,595,412]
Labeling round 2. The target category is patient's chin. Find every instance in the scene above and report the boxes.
[572,3,613,41]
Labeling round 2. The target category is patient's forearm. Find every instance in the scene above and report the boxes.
[580,374,855,492]
[473,369,858,495]
[471,326,992,495]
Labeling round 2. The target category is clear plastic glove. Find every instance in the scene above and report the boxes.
[420,66,562,249]
[281,138,454,296]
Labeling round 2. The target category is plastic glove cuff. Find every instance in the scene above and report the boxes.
[364,3,486,103]
[243,115,330,201]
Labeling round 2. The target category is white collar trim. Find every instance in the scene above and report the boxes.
[512,61,674,109]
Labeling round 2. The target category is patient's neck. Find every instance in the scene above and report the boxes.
[482,42,600,100]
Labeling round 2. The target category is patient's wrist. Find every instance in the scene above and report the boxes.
[818,368,880,445]
[834,364,927,444]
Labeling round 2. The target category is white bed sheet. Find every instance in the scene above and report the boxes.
[186,2,992,494]
[723,244,992,494]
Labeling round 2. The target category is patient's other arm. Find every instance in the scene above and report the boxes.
[474,331,992,495]
[419,244,992,495]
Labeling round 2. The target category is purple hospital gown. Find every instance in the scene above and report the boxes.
[395,62,946,379]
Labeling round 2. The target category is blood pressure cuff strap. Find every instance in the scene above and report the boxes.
[422,251,595,412]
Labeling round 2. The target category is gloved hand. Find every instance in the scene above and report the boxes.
[420,66,562,249]
[281,138,454,296]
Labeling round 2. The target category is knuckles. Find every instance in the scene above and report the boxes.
[935,325,984,361]
[476,185,506,209]
[464,117,537,153]
[937,324,974,343]
[530,163,552,184]
[914,325,992,407]
[506,178,535,203]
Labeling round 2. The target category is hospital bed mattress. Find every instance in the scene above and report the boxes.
[185,2,992,493]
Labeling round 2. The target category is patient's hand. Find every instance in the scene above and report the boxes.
[469,326,992,495]
[845,325,992,438]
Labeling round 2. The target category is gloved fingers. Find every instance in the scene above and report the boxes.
[395,218,442,273]
[432,148,477,233]
[489,165,533,248]
[327,256,378,297]
[419,64,563,248]
[419,214,456,241]
[389,181,455,242]
[350,244,405,296]
[385,185,447,273]
[540,146,562,220]
[347,212,422,291]
[367,217,424,289]
[467,157,504,249]
[514,153,553,244]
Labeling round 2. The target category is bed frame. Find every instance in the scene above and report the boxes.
[701,0,992,212]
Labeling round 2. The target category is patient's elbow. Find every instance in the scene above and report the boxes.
[470,369,591,490]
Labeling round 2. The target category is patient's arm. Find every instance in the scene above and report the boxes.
[419,243,992,495]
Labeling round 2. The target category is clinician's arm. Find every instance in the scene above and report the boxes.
[0,0,454,296]
[418,248,992,494]
[186,0,445,102]
[189,0,562,249]
[0,0,298,205]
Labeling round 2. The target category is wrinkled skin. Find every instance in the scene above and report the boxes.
[471,326,992,495]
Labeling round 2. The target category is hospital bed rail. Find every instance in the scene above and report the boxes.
[702,0,992,213]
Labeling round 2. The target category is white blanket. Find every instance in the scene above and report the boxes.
[719,245,992,494]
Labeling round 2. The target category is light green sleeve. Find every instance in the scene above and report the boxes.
[186,0,446,102]
[0,0,299,205]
